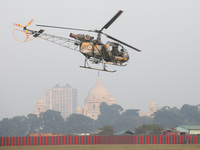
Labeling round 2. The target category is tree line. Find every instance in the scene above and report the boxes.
[0,103,200,137]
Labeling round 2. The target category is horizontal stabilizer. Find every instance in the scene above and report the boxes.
[33,29,45,37]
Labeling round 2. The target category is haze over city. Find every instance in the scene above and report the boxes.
[1,0,200,120]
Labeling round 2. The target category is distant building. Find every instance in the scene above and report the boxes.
[140,99,157,117]
[114,130,134,135]
[76,78,116,120]
[161,129,179,135]
[175,125,200,135]
[45,84,77,119]
[197,104,200,111]
[28,133,68,136]
[90,130,107,135]
[34,97,46,117]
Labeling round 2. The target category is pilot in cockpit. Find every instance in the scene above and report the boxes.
[111,45,123,56]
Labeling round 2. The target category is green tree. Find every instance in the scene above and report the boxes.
[135,124,163,134]
[65,113,96,133]
[0,118,13,136]
[11,116,28,136]
[27,113,41,133]
[99,125,114,135]
[0,116,28,136]
[122,109,139,117]
[180,104,200,124]
[39,110,64,133]
[154,106,183,128]
[114,109,140,131]
[96,102,123,128]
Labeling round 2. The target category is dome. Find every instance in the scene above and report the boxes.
[82,78,116,120]
[87,78,109,97]
[36,97,45,106]
[34,97,46,117]
[149,99,157,113]
[85,78,115,104]
[76,106,82,114]
[150,99,156,106]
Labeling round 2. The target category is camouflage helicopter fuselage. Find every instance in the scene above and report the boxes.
[70,33,129,65]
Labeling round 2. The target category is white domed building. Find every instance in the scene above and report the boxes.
[76,78,116,120]
[140,99,157,117]
[34,97,46,117]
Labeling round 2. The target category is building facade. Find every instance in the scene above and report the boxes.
[34,97,46,117]
[140,99,157,117]
[45,84,77,119]
[76,78,116,120]
[175,125,200,135]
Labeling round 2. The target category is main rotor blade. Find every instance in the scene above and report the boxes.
[100,10,123,32]
[25,29,29,39]
[36,24,93,32]
[27,19,33,27]
[104,33,141,52]
[14,23,24,28]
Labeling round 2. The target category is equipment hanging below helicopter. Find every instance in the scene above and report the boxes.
[13,10,141,72]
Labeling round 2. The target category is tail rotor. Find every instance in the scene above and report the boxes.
[14,19,34,39]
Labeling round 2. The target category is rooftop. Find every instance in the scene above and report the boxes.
[114,130,134,135]
[177,125,200,130]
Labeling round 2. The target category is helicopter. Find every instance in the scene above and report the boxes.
[13,10,141,72]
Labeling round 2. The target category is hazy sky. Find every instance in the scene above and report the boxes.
[1,0,200,120]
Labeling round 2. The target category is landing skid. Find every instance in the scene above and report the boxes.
[101,61,127,66]
[80,66,116,73]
